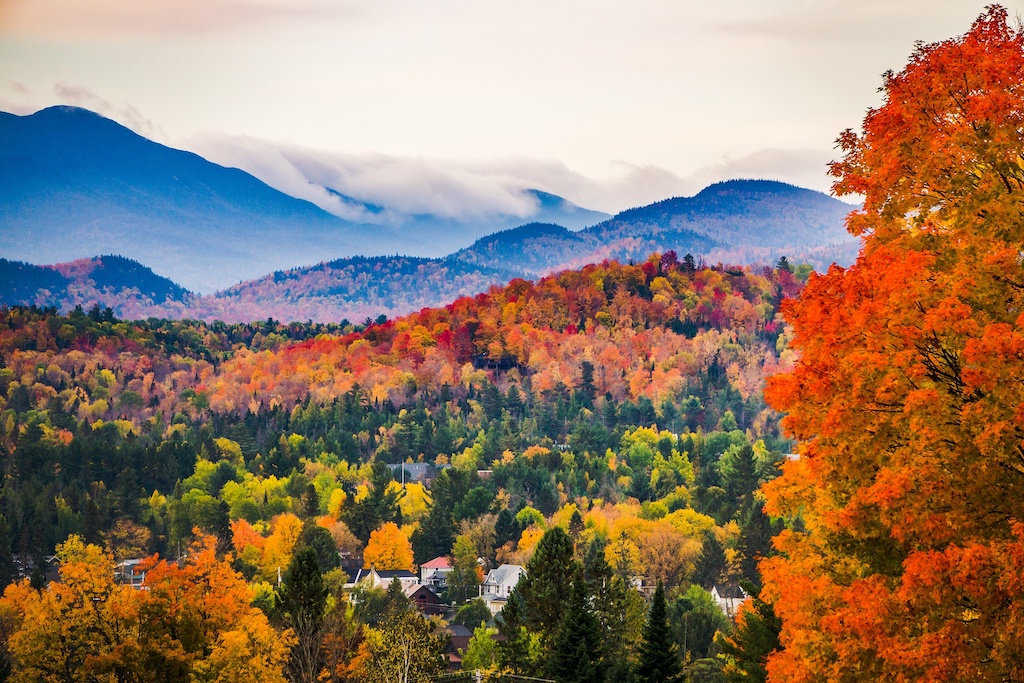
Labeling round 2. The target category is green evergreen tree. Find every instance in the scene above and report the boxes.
[692,532,727,589]
[568,509,585,543]
[715,583,781,683]
[279,547,329,683]
[298,523,341,572]
[548,571,604,683]
[517,526,577,643]
[343,460,403,542]
[494,508,521,550]
[736,503,777,588]
[497,589,536,675]
[636,582,682,683]
[279,547,327,623]
[300,482,320,518]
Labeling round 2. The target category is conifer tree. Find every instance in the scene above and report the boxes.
[736,502,776,588]
[715,584,781,683]
[497,589,535,675]
[636,582,682,683]
[279,547,329,683]
[692,532,727,589]
[279,547,328,623]
[517,526,577,643]
[548,571,604,683]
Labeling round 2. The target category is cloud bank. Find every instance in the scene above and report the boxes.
[189,133,837,222]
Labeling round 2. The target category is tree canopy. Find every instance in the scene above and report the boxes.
[762,7,1024,681]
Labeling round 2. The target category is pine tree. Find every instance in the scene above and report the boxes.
[715,584,781,683]
[517,526,577,642]
[692,532,727,589]
[636,582,682,683]
[736,502,776,588]
[548,571,604,683]
[279,547,327,623]
[300,482,320,518]
[497,589,535,675]
[279,547,328,683]
[568,509,585,543]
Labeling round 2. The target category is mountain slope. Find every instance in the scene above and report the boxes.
[0,107,396,293]
[1,180,857,323]
[590,179,852,248]
[0,256,192,317]
[183,255,516,323]
[452,180,856,276]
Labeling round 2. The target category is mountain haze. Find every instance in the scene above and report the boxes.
[451,180,857,276]
[0,106,399,293]
[1,106,858,323]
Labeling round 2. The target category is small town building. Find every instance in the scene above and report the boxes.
[711,583,747,619]
[403,583,445,616]
[350,565,419,591]
[479,564,525,615]
[442,624,474,671]
[419,556,453,588]
[114,559,147,590]
[386,463,449,488]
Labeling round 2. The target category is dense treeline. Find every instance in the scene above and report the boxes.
[0,253,804,681]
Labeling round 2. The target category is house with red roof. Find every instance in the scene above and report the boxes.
[419,556,453,589]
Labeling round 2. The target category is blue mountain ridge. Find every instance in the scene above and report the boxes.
[0,107,859,322]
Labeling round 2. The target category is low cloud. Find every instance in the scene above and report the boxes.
[53,85,168,142]
[188,134,840,223]
[684,148,838,196]
[189,134,705,220]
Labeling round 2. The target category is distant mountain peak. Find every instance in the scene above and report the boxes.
[469,222,577,247]
[0,105,396,293]
[697,178,812,195]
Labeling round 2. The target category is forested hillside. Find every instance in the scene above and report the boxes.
[1,178,852,324]
[0,253,803,681]
[0,256,193,317]
[181,255,518,325]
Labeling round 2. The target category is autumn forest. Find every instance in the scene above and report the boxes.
[2,6,1024,683]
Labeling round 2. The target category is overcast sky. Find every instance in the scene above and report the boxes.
[1,1,1018,214]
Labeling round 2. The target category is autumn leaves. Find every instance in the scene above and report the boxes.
[761,6,1024,682]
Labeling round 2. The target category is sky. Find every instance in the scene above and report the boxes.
[1,0,1019,216]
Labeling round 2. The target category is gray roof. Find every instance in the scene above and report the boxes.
[444,624,474,638]
[483,564,525,586]
[713,583,746,600]
[375,569,417,580]
[386,463,451,483]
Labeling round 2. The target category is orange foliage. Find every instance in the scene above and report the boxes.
[762,9,1024,681]
[363,522,415,571]
[206,259,786,416]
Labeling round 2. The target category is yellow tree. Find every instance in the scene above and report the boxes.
[262,513,304,580]
[2,536,125,683]
[0,535,294,683]
[363,522,414,571]
[762,8,1024,682]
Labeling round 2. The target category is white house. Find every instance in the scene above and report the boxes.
[350,566,419,591]
[479,564,526,615]
[711,583,747,619]
[114,559,147,590]
[419,556,453,588]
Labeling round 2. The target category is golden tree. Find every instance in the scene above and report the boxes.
[0,535,293,683]
[363,522,415,571]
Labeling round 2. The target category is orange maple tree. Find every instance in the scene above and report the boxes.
[762,7,1024,682]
